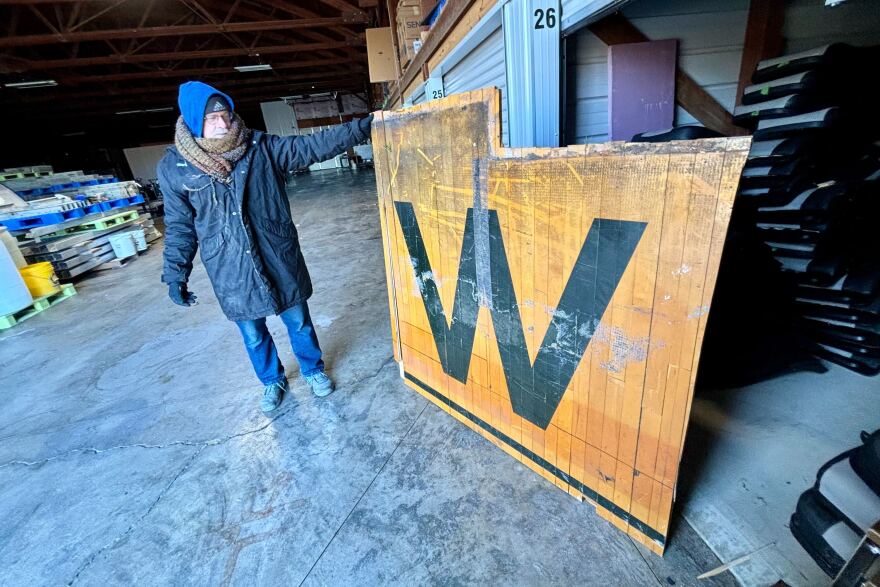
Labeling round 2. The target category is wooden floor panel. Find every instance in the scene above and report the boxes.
[372,88,749,553]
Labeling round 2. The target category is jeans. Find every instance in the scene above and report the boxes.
[235,301,324,385]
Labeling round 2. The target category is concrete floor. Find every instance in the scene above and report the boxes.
[0,168,736,586]
[682,364,879,587]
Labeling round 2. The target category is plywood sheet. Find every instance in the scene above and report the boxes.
[372,88,749,553]
[609,39,677,141]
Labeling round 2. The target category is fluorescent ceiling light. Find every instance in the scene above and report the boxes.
[235,64,272,72]
[5,79,57,89]
[115,107,173,115]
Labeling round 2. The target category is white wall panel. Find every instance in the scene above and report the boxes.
[124,144,171,181]
[260,101,298,137]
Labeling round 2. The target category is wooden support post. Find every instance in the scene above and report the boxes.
[588,13,748,137]
[386,0,403,81]
[736,0,785,106]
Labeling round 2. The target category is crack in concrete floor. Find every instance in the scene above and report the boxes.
[66,445,207,586]
[0,356,395,471]
[297,402,429,587]
[50,356,400,585]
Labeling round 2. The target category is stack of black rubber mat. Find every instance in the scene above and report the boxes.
[733,43,880,375]
[791,430,880,577]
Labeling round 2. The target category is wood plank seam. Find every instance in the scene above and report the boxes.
[374,89,749,553]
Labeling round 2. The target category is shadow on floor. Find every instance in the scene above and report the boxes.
[678,227,827,511]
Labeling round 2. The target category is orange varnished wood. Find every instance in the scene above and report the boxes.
[372,89,749,553]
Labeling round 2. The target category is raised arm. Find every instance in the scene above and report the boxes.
[265,115,372,173]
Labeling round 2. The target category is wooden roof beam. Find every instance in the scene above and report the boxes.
[318,0,368,20]
[0,16,367,48]
[735,0,784,106]
[59,57,364,84]
[4,80,366,117]
[257,0,364,39]
[24,39,365,69]
[0,0,110,4]
[3,69,366,104]
[68,0,131,32]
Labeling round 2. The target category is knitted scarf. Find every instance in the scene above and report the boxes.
[174,112,252,181]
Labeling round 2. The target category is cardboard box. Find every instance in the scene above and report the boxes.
[396,25,418,57]
[396,0,422,40]
[365,27,397,83]
[397,15,422,39]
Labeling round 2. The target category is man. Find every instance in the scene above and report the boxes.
[158,81,373,414]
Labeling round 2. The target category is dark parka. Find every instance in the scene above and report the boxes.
[159,121,369,321]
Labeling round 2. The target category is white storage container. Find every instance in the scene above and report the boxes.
[108,233,136,259]
[0,226,26,268]
[0,241,33,316]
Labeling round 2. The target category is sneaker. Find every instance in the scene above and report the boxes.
[260,379,288,413]
[305,371,334,398]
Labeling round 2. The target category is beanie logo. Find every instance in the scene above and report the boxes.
[212,101,226,112]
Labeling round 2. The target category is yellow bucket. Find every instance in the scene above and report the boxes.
[19,262,60,297]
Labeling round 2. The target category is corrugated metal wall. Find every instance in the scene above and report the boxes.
[564,24,610,143]
[410,91,427,106]
[566,0,747,143]
[443,26,509,146]
[565,0,880,144]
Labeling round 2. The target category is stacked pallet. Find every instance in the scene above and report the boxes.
[0,165,53,182]
[16,211,161,279]
[1,170,161,279]
[0,284,77,331]
[733,43,880,376]
[0,187,146,232]
[1,169,119,201]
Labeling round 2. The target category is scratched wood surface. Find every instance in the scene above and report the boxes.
[372,88,749,554]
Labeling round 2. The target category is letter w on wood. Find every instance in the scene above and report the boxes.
[394,201,646,429]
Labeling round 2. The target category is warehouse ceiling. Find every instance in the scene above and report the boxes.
[0,0,379,150]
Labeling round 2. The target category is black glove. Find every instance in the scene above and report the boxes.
[357,113,374,137]
[168,282,198,307]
